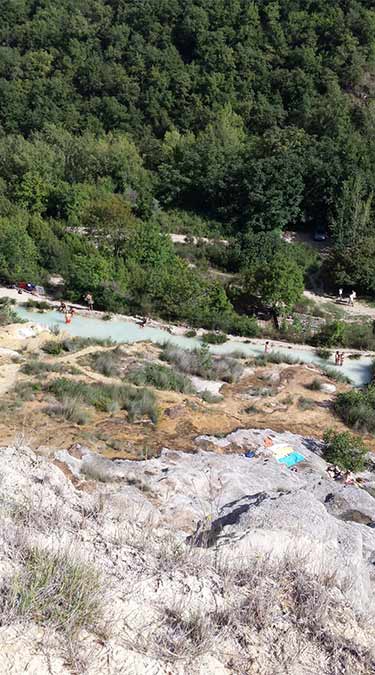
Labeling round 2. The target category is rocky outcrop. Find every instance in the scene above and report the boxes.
[0,431,375,674]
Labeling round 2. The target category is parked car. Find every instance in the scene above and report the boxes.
[313,228,328,242]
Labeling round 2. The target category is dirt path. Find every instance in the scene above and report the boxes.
[304,290,375,320]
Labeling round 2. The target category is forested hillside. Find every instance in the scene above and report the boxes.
[1,0,375,325]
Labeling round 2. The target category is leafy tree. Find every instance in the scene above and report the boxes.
[246,251,304,312]
[0,218,40,282]
[323,429,367,472]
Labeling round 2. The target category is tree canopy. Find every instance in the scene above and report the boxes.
[0,0,375,321]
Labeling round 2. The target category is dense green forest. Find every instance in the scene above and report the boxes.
[0,0,375,330]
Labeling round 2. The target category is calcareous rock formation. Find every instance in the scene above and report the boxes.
[0,429,374,673]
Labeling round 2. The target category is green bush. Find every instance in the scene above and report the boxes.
[200,390,223,403]
[185,329,197,338]
[23,299,51,310]
[0,297,16,306]
[334,387,375,433]
[315,348,331,361]
[61,337,115,353]
[201,332,228,345]
[161,343,243,383]
[298,396,315,411]
[7,547,102,635]
[307,378,323,391]
[0,305,25,326]
[320,367,351,384]
[47,378,158,423]
[313,321,346,348]
[42,340,64,355]
[255,352,303,366]
[21,360,63,376]
[90,350,122,377]
[323,429,368,472]
[46,396,91,425]
[128,363,195,393]
[229,315,259,338]
[13,381,42,401]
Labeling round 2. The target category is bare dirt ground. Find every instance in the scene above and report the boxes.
[0,328,369,460]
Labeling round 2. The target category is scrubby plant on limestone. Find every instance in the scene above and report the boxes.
[42,336,115,356]
[4,546,103,638]
[21,360,64,375]
[323,429,368,472]
[315,347,331,360]
[334,387,375,434]
[161,343,243,383]
[200,390,223,403]
[90,349,122,377]
[201,331,228,345]
[46,396,91,425]
[320,366,351,384]
[307,378,323,391]
[128,363,195,393]
[47,378,158,423]
[123,549,375,674]
[254,352,303,366]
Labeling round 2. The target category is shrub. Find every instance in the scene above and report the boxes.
[228,350,247,359]
[307,378,323,391]
[161,343,212,376]
[13,381,42,401]
[91,351,121,377]
[46,396,91,425]
[211,356,243,383]
[200,390,223,403]
[102,313,112,321]
[298,396,315,411]
[202,332,228,345]
[47,378,158,423]
[323,429,368,472]
[343,322,375,351]
[185,329,197,338]
[21,360,63,376]
[255,352,302,366]
[161,343,243,383]
[128,363,195,393]
[23,299,51,310]
[0,296,16,306]
[334,387,375,433]
[315,348,331,360]
[320,367,351,384]
[42,340,64,355]
[313,320,346,348]
[61,336,115,352]
[6,546,102,636]
[0,305,25,326]
[229,314,259,338]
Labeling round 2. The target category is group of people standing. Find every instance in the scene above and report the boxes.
[57,292,94,324]
[57,301,76,324]
[338,288,356,306]
[335,350,345,367]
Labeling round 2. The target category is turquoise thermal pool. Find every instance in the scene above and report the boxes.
[16,306,373,387]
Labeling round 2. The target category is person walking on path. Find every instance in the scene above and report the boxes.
[264,341,270,354]
[335,351,340,365]
[339,352,345,367]
[84,292,94,311]
[338,288,343,301]
[349,290,356,307]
